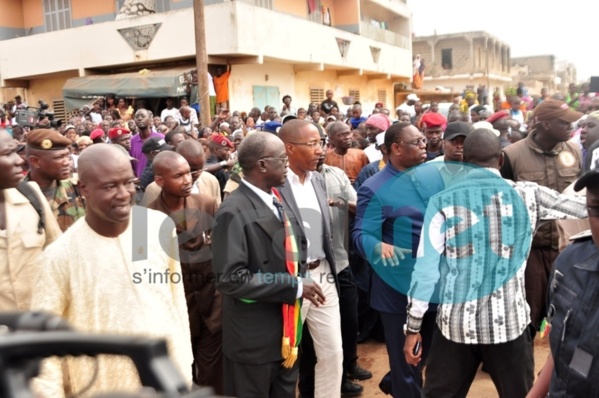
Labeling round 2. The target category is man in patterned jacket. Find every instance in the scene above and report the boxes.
[404,128,587,398]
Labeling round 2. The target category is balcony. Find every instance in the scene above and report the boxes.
[362,0,411,19]
[236,0,273,10]
[359,21,410,50]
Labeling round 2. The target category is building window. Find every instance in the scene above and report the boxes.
[441,48,453,70]
[310,88,325,104]
[44,0,72,32]
[349,89,361,103]
[52,100,66,122]
[117,0,171,14]
[377,90,386,106]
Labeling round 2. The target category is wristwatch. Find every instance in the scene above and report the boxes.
[219,160,227,168]
[403,324,419,336]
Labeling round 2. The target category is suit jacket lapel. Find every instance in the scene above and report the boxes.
[238,183,283,241]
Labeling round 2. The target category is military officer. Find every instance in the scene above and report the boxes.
[25,129,85,231]
[527,168,599,397]
[0,129,61,311]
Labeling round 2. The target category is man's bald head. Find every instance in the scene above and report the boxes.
[328,121,349,139]
[238,132,282,173]
[463,128,502,168]
[279,119,317,143]
[177,139,205,161]
[79,143,131,183]
[152,151,187,177]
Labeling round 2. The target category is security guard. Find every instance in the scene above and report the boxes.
[0,130,61,311]
[25,129,85,231]
[528,168,599,397]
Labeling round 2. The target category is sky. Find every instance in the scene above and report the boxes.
[408,0,597,82]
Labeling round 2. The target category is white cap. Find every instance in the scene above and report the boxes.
[407,93,420,102]
[376,131,386,147]
[472,121,500,137]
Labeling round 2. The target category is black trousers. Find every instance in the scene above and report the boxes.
[191,322,223,394]
[379,310,437,398]
[298,267,358,396]
[423,328,534,398]
[223,355,298,398]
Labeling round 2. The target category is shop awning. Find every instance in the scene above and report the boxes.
[62,66,192,111]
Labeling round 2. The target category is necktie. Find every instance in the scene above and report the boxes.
[272,191,302,368]
[273,197,284,222]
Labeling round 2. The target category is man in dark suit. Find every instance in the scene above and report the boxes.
[212,132,325,398]
[352,122,444,397]
[277,120,344,398]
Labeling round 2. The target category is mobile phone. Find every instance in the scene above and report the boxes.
[413,341,421,356]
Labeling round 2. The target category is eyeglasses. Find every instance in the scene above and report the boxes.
[398,138,427,147]
[260,156,289,163]
[288,141,323,149]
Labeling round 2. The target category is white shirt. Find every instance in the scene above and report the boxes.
[241,178,303,297]
[286,168,326,262]
[364,144,382,163]
[207,72,216,96]
[241,178,278,220]
[397,103,415,117]
[161,107,179,122]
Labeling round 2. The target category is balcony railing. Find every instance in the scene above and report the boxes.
[359,21,410,50]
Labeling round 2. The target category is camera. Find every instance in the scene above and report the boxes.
[0,311,220,398]
[14,100,62,129]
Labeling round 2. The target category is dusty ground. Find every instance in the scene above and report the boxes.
[353,336,550,397]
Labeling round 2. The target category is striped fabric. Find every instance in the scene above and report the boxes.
[407,168,587,344]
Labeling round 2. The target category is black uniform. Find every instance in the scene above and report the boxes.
[548,233,599,397]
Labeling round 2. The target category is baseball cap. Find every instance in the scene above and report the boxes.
[407,93,420,102]
[262,121,283,134]
[142,137,174,153]
[533,99,583,123]
[443,122,473,141]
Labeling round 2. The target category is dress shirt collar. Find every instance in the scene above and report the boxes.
[241,178,275,207]
[287,166,313,186]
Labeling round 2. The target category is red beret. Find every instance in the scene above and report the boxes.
[210,133,234,149]
[421,112,447,129]
[90,128,105,140]
[108,127,131,140]
[486,110,510,124]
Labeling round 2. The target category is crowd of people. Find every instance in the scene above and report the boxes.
[1,79,599,398]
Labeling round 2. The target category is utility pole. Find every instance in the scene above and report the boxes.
[193,0,212,127]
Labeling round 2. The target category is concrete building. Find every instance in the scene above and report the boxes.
[511,55,558,94]
[412,31,512,99]
[0,0,413,118]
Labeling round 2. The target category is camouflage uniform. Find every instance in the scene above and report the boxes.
[24,176,85,232]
